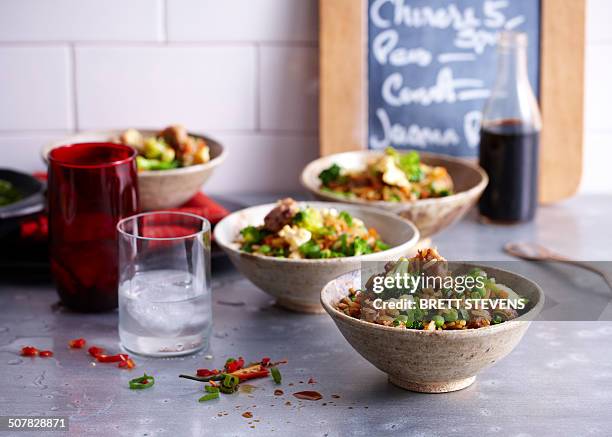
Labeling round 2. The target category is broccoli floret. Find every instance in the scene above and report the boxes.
[338,211,353,227]
[240,226,264,245]
[318,164,342,186]
[375,240,390,251]
[298,240,322,259]
[385,147,422,182]
[258,244,272,254]
[351,237,372,256]
[293,207,323,232]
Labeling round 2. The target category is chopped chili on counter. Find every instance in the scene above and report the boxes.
[21,346,39,357]
[196,368,220,377]
[68,338,86,349]
[118,358,136,369]
[96,353,128,363]
[231,364,270,381]
[224,357,244,373]
[88,346,104,358]
[39,350,54,358]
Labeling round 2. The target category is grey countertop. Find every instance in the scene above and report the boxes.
[1,194,611,437]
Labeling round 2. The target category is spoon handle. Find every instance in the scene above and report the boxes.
[504,242,612,292]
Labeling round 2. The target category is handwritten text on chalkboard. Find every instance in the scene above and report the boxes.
[368,0,540,156]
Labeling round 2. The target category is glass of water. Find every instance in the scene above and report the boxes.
[117,211,211,357]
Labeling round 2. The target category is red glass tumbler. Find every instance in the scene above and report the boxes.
[48,143,139,312]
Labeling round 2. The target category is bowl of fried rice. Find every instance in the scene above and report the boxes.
[214,198,420,313]
[321,248,544,393]
[301,148,488,238]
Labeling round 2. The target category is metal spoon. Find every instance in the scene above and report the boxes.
[504,242,612,291]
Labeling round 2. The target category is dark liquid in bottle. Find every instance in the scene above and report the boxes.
[478,119,539,222]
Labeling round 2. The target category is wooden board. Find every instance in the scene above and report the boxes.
[538,0,585,203]
[319,0,367,156]
[319,0,585,204]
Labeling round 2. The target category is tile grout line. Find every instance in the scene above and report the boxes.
[255,42,261,132]
[162,0,169,43]
[69,44,79,132]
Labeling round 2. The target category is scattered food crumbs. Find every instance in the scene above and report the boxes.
[322,403,327,406]
[293,391,323,401]
[217,300,246,307]
[242,412,253,419]
[331,395,340,399]
[288,383,294,387]
[348,407,353,409]
[308,378,316,384]
[239,384,256,394]
[285,401,292,406]
[274,389,284,396]
[299,381,304,384]
[254,420,260,422]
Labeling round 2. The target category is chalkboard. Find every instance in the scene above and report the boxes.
[367,0,541,157]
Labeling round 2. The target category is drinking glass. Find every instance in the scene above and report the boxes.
[48,142,139,312]
[117,212,212,357]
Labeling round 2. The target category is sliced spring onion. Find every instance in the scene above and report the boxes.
[198,392,220,402]
[270,367,282,384]
[129,373,154,390]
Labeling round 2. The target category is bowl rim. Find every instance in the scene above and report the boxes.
[300,150,489,208]
[320,263,545,336]
[41,129,227,177]
[213,200,420,265]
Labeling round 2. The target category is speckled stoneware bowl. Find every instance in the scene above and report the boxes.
[321,264,544,393]
[42,130,226,211]
[301,151,488,239]
[213,202,420,313]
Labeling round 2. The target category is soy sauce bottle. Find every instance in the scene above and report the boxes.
[479,32,542,223]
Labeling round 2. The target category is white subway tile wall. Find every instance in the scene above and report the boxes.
[0,0,609,194]
[0,0,163,42]
[581,0,612,194]
[166,0,317,42]
[259,46,319,132]
[76,46,256,131]
[0,47,73,131]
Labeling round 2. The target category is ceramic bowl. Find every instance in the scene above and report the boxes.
[42,130,226,211]
[213,201,420,313]
[301,151,488,239]
[321,264,544,393]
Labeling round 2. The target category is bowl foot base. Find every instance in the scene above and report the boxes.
[275,298,325,314]
[389,375,476,393]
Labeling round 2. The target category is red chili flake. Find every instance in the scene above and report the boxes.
[88,346,105,358]
[68,338,86,349]
[307,378,316,384]
[196,368,219,377]
[118,358,136,369]
[225,357,245,373]
[39,350,54,358]
[261,357,270,366]
[97,354,128,363]
[21,346,39,357]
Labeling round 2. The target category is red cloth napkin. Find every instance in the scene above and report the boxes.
[19,174,229,241]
